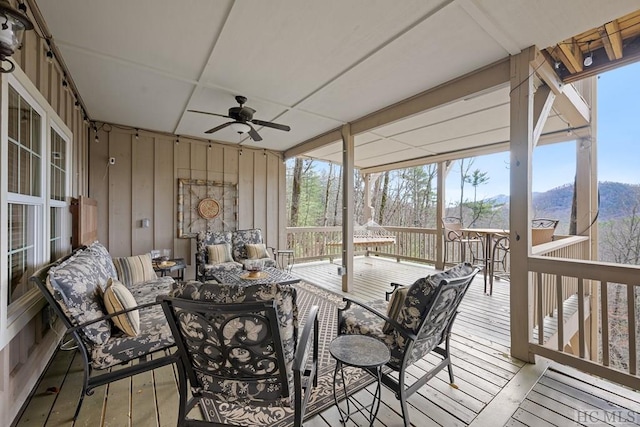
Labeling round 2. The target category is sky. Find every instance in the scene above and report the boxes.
[444,60,640,204]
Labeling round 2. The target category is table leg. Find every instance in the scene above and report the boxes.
[333,361,350,423]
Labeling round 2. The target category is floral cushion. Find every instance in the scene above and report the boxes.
[85,241,118,279]
[196,231,235,280]
[340,263,476,369]
[91,274,175,369]
[171,280,298,406]
[231,229,276,268]
[48,249,114,345]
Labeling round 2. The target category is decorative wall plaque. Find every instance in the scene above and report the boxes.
[177,178,237,238]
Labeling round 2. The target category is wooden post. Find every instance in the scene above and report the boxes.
[436,162,446,270]
[576,76,599,360]
[509,47,536,363]
[341,124,354,292]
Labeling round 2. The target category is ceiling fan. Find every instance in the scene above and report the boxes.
[188,95,290,142]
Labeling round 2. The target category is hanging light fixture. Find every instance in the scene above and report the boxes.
[583,41,593,67]
[0,0,33,73]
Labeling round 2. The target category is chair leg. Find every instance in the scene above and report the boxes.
[73,391,85,420]
[445,333,455,384]
[397,370,411,427]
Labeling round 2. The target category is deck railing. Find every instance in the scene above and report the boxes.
[286,226,440,264]
[528,253,640,390]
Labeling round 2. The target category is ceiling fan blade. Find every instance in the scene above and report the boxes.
[205,122,233,134]
[188,109,231,119]
[247,124,263,141]
[250,119,291,132]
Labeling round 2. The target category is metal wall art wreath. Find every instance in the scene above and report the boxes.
[177,179,237,238]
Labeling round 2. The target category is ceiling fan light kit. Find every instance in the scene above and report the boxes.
[230,122,251,134]
[188,95,290,142]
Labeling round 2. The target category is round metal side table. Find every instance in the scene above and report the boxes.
[330,334,390,426]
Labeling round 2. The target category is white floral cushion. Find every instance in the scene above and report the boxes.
[102,278,140,336]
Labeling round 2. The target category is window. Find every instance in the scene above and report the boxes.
[3,75,71,316]
[6,85,43,305]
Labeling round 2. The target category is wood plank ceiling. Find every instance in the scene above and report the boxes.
[545,10,640,83]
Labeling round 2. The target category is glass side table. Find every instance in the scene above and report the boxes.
[330,334,390,426]
[152,258,186,281]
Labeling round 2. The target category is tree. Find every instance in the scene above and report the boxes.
[458,158,475,221]
[377,171,389,224]
[290,157,303,226]
[465,169,491,226]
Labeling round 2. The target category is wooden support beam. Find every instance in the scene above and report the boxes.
[341,124,354,293]
[436,162,445,270]
[532,85,555,147]
[557,37,584,73]
[509,46,536,363]
[284,129,342,160]
[605,20,623,60]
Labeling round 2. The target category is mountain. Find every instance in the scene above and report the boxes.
[484,182,640,232]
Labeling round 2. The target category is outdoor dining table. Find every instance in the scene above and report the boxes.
[461,227,509,294]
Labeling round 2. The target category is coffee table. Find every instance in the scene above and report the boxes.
[330,334,390,426]
[210,267,300,286]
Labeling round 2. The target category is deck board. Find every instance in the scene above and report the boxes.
[14,257,640,426]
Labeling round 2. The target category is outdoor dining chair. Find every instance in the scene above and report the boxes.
[337,263,480,427]
[159,281,319,427]
[442,217,485,266]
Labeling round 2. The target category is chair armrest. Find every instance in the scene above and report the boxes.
[267,246,277,260]
[294,305,319,372]
[340,297,417,342]
[69,301,160,333]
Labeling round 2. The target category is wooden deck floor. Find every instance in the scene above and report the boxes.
[13,257,640,426]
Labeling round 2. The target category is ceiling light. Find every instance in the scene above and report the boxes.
[583,52,593,67]
[0,0,33,73]
[230,122,251,134]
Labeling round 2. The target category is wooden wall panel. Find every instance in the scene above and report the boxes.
[2,26,91,425]
[90,129,110,245]
[238,151,255,229]
[132,135,154,255]
[108,132,132,257]
[207,144,224,181]
[254,151,267,233]
[266,153,279,247]
[154,136,175,255]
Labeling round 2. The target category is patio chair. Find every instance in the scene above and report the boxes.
[337,263,480,427]
[442,217,484,266]
[159,280,319,426]
[488,218,559,294]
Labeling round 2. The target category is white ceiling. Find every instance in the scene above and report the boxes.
[34,0,640,169]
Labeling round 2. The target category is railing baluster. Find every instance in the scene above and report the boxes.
[601,280,609,367]
[537,272,543,345]
[556,274,563,351]
[578,278,585,359]
[628,283,637,375]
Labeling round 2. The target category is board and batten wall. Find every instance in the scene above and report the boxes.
[88,127,287,279]
[0,4,90,424]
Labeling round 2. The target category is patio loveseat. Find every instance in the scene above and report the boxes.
[195,228,277,281]
[30,241,177,420]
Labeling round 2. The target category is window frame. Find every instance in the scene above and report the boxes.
[1,69,73,347]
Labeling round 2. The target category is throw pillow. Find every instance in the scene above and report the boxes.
[207,243,233,264]
[246,243,268,259]
[102,278,140,336]
[383,286,409,333]
[113,253,156,287]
